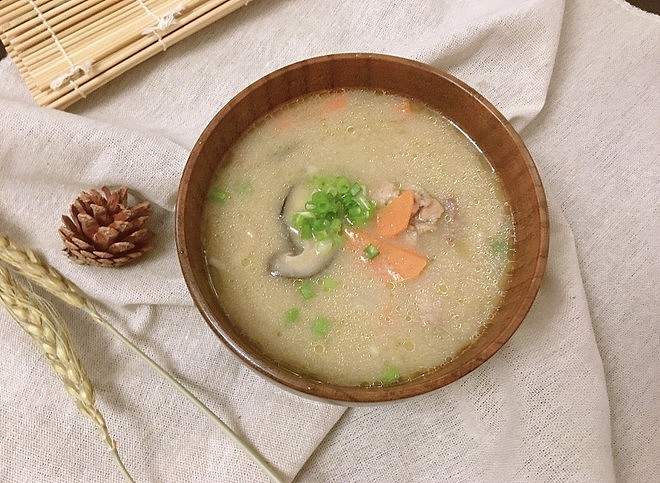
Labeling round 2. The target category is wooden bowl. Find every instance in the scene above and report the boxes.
[176,53,549,404]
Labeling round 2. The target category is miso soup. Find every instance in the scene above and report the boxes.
[203,89,514,386]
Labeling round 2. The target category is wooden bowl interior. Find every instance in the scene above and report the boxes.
[176,54,549,404]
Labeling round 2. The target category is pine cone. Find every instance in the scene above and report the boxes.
[58,186,155,267]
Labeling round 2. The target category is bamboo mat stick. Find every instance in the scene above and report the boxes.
[20,3,137,68]
[30,0,208,103]
[1,0,255,108]
[23,1,185,86]
[17,0,132,55]
[20,0,176,63]
[23,2,144,71]
[0,0,67,28]
[9,0,84,38]
[34,0,189,76]
[36,0,254,109]
[30,15,160,85]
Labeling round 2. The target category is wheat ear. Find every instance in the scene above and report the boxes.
[0,236,285,483]
[0,266,134,482]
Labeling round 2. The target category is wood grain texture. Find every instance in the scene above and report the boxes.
[175,53,549,404]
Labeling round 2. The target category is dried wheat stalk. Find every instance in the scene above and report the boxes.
[0,265,134,482]
[0,235,284,483]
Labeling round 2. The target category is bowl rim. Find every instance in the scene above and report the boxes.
[175,52,549,404]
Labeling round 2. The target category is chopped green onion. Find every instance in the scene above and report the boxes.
[208,186,229,203]
[322,278,339,291]
[311,218,326,231]
[312,316,330,336]
[329,218,342,233]
[285,307,299,323]
[380,367,400,385]
[292,176,376,246]
[299,281,316,300]
[336,177,351,194]
[315,229,330,241]
[348,205,362,218]
[314,177,331,190]
[491,238,510,257]
[363,243,380,260]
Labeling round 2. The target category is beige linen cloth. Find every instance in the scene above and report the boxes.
[0,0,658,481]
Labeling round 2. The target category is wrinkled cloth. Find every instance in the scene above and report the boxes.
[0,0,658,482]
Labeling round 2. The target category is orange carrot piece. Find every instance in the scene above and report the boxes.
[395,98,424,116]
[345,229,427,282]
[396,99,411,113]
[395,99,413,114]
[380,242,427,282]
[323,92,348,112]
[375,189,416,237]
[271,110,296,133]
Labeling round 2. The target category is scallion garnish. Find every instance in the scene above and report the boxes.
[322,278,339,291]
[285,307,299,323]
[292,176,376,246]
[312,316,330,336]
[363,243,380,260]
[208,186,229,203]
[490,238,510,257]
[380,367,400,385]
[299,281,316,300]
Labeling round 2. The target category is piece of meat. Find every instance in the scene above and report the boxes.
[418,198,444,222]
[410,188,445,234]
[372,184,453,239]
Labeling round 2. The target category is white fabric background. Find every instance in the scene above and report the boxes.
[0,0,657,482]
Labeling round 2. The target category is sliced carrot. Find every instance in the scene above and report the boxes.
[375,189,415,237]
[345,229,427,282]
[380,242,427,282]
[323,92,348,112]
[395,99,411,113]
[395,98,424,116]
[394,99,415,114]
[272,110,295,132]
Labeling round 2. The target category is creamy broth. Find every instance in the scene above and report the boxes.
[203,89,513,386]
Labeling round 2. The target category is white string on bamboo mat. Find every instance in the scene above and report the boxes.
[2,0,254,108]
[137,1,186,51]
[26,0,92,96]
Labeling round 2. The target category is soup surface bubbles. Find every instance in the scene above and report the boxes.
[203,89,513,386]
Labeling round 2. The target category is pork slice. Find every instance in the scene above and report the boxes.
[411,188,445,233]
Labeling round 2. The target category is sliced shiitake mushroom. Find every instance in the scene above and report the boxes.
[268,183,338,278]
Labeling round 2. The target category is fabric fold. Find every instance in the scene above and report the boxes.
[1,0,656,481]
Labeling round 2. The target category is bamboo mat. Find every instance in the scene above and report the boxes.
[0,0,255,109]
